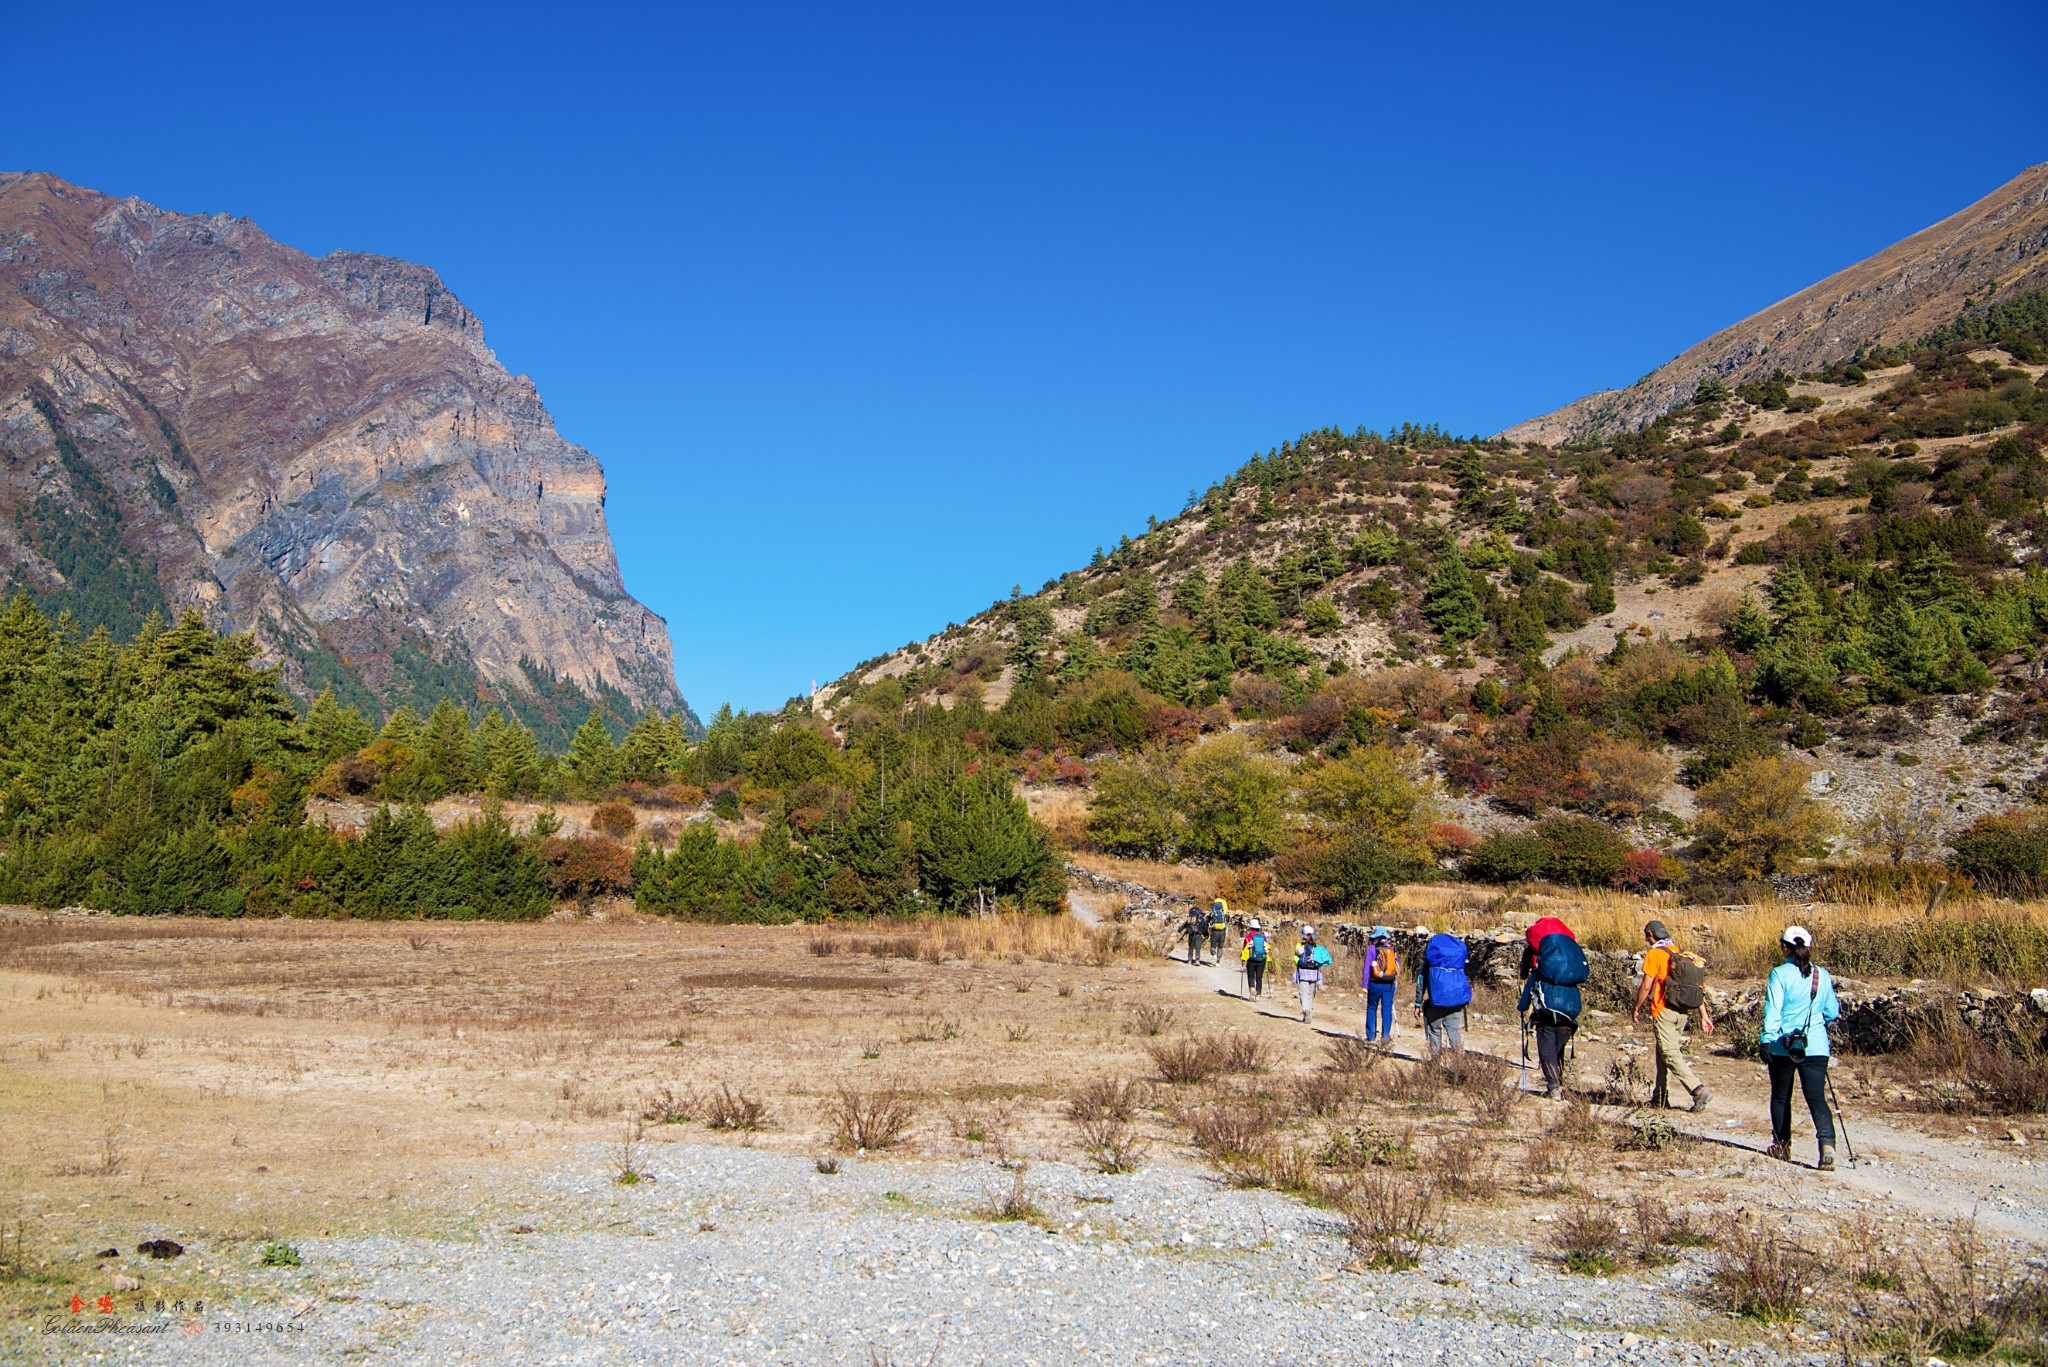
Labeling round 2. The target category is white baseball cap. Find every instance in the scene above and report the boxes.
[1781,924,1813,948]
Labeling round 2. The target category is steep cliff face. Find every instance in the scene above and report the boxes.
[0,172,690,725]
[1502,162,2048,444]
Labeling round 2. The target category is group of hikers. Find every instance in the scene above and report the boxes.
[1177,902,1844,1169]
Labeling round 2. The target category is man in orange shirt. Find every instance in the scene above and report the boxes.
[1632,920,1713,1111]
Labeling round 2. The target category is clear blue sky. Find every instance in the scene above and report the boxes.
[7,3,2045,714]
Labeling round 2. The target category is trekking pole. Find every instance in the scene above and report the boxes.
[1519,1013,1530,1094]
[1824,1065,1859,1167]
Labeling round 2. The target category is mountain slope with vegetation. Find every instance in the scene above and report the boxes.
[1504,162,2048,444]
[813,281,2048,911]
[0,172,691,745]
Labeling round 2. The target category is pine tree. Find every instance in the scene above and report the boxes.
[1422,551,1484,643]
[423,700,475,796]
[565,711,621,796]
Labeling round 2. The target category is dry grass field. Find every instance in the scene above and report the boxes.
[2,903,2045,1361]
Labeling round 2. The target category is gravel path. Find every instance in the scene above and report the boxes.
[37,1144,1832,1367]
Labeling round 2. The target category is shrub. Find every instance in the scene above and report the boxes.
[1339,1171,1444,1270]
[1146,1036,1221,1085]
[829,1085,917,1150]
[1950,810,2048,896]
[1712,1224,1817,1321]
[1535,815,1630,888]
[1612,847,1674,891]
[702,1083,771,1131]
[1066,1076,1145,1124]
[1128,1004,1177,1037]
[1182,1093,1277,1163]
[590,800,637,840]
[1551,1207,1621,1275]
[1464,832,1552,884]
[538,834,634,901]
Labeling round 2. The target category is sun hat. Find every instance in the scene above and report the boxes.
[1781,925,1813,949]
[1301,925,1317,939]
[1248,918,1261,930]
[1644,920,1671,941]
[1369,925,1390,940]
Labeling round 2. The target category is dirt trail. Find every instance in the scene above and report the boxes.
[1144,934,2048,1244]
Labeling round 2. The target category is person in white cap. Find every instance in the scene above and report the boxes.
[1760,924,1841,1169]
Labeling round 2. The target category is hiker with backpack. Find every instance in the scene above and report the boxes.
[1241,919,1269,998]
[1361,926,1399,1043]
[1293,925,1332,1025]
[1182,907,1208,965]
[1761,925,1842,1170]
[1519,916,1587,1098]
[1632,920,1714,1112]
[1208,899,1230,964]
[1413,929,1471,1058]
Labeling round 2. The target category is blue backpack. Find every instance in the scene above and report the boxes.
[1423,934,1472,1009]
[1248,932,1267,962]
[1534,932,1589,987]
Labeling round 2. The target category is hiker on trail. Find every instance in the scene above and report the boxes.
[1761,925,1841,1170]
[1182,907,1208,965]
[1242,918,1269,998]
[1361,926,1399,1043]
[1632,920,1714,1112]
[1209,899,1229,964]
[1293,925,1332,1025]
[1518,916,1587,1098]
[1413,929,1471,1058]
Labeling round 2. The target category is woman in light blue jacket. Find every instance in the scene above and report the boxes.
[1759,925,1841,1169]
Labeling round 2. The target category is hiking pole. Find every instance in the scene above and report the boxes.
[1519,1013,1530,1095]
[1825,1065,1859,1167]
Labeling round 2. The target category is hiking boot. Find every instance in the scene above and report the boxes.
[1818,1145,1836,1171]
[1691,1085,1712,1113]
[1767,1140,1791,1162]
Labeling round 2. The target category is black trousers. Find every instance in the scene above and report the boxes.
[1533,1020,1575,1092]
[1767,1051,1836,1148]
[1246,958,1266,995]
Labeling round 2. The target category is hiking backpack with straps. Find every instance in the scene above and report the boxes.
[1368,944,1399,982]
[1662,947,1708,1013]
[1423,933,1472,1008]
[1534,932,1589,987]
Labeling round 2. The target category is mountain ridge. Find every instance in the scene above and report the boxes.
[0,171,693,735]
[1500,162,2048,444]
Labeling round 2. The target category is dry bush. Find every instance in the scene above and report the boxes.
[591,800,638,840]
[947,1098,1017,1159]
[1339,1170,1444,1270]
[1214,863,1273,909]
[1856,1217,2048,1364]
[1441,1052,1517,1124]
[1712,1221,1818,1322]
[981,1163,1039,1221]
[1128,1004,1177,1037]
[613,1117,648,1185]
[1066,1076,1145,1124]
[702,1083,771,1131]
[900,1014,961,1043]
[1265,1143,1339,1202]
[1146,1036,1221,1085]
[807,934,841,957]
[1317,1124,1414,1172]
[640,1085,697,1124]
[1518,1134,1565,1179]
[1071,1114,1150,1174]
[1547,1093,1602,1145]
[1893,1018,2048,1116]
[1217,1033,1269,1075]
[1289,1069,1355,1118]
[1430,1132,1500,1202]
[1383,1060,1445,1107]
[1182,1092,1278,1163]
[1322,1035,1384,1077]
[1551,1206,1623,1276]
[830,1085,917,1151]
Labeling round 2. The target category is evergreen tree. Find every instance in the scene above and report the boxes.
[565,711,621,796]
[1422,550,1484,643]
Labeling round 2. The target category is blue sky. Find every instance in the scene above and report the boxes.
[7,3,2045,714]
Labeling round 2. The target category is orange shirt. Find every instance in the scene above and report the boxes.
[1641,945,1673,1016]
